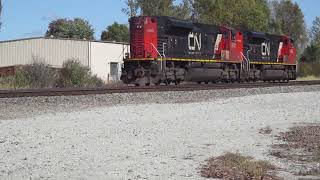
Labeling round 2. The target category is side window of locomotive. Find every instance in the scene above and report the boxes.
[223,32,229,39]
[231,31,236,41]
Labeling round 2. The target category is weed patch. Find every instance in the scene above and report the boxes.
[200,152,279,179]
[271,124,320,176]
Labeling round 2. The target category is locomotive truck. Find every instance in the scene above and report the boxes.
[121,16,297,86]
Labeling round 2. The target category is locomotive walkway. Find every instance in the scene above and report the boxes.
[1,80,320,98]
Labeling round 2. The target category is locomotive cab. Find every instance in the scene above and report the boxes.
[216,27,243,62]
[278,36,296,64]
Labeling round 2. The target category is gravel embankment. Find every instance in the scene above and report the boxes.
[1,85,320,120]
[0,88,319,179]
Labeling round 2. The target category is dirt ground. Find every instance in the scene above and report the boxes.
[271,125,320,176]
[0,91,319,179]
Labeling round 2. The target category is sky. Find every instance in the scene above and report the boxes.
[0,0,319,41]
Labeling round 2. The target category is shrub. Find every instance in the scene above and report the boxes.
[298,62,320,77]
[201,153,277,179]
[14,59,57,88]
[59,59,104,88]
[0,76,15,89]
[1,59,104,89]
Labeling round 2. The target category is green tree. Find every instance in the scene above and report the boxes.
[310,17,320,45]
[123,0,192,19]
[123,0,139,17]
[173,0,194,20]
[101,22,129,42]
[270,0,307,53]
[301,44,320,63]
[301,17,320,63]
[123,0,175,16]
[193,0,270,32]
[45,18,95,40]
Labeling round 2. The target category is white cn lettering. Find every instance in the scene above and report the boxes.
[188,32,202,51]
[261,42,270,56]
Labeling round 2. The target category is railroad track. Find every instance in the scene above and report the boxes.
[1,80,320,98]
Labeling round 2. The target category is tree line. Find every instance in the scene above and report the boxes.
[121,0,319,63]
[44,18,129,43]
[0,0,319,63]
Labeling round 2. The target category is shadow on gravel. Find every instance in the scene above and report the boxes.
[271,124,320,176]
[200,152,280,179]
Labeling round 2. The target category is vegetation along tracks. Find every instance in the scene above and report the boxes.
[0,80,320,98]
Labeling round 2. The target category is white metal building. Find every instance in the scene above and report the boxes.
[0,37,129,82]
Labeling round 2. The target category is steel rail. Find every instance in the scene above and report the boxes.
[0,80,320,98]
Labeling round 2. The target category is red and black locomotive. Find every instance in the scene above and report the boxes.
[121,16,297,86]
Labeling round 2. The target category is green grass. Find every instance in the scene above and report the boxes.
[297,75,320,81]
[298,63,320,78]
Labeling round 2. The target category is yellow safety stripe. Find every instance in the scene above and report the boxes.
[125,58,296,66]
[128,58,156,61]
[250,61,296,66]
[126,58,241,64]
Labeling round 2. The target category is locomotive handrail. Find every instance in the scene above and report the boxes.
[241,52,251,72]
[246,50,251,71]
[150,43,163,58]
[162,43,167,58]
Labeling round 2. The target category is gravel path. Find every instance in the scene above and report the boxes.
[1,85,320,120]
[0,90,319,179]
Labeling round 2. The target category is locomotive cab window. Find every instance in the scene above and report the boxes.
[223,32,229,39]
[231,31,236,41]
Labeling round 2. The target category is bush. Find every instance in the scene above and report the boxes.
[0,59,104,89]
[298,62,320,77]
[201,153,277,179]
[14,59,57,88]
[0,76,15,89]
[58,60,104,88]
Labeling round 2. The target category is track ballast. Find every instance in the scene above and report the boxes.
[0,80,319,98]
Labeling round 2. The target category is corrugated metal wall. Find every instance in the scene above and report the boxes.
[0,38,89,67]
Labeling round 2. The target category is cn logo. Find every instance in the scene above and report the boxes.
[188,32,202,51]
[261,42,270,56]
